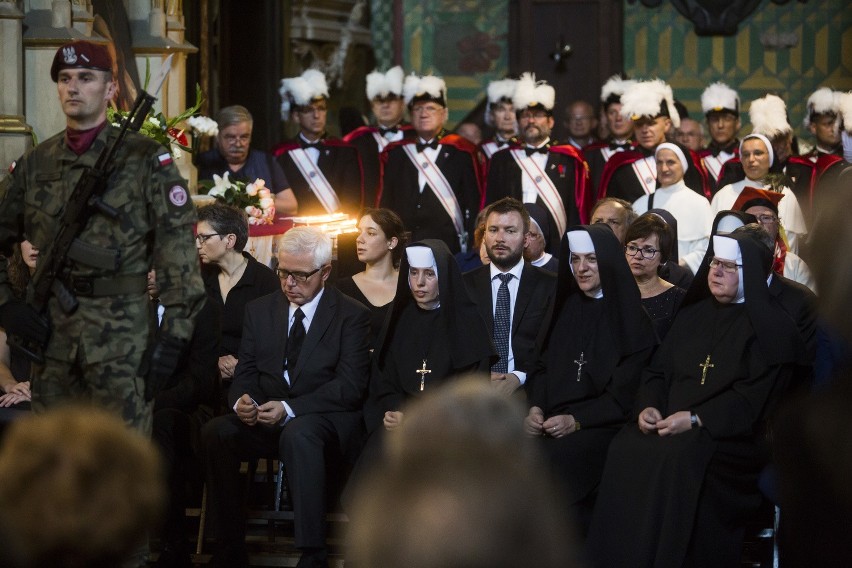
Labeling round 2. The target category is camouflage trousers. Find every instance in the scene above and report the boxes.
[31,347,153,436]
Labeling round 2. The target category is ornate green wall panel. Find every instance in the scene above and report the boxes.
[624,0,852,139]
[397,0,510,126]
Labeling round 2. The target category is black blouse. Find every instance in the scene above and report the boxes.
[201,252,280,357]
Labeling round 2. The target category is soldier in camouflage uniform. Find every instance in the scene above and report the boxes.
[0,40,204,434]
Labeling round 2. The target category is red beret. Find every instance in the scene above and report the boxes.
[50,40,113,82]
[733,186,784,215]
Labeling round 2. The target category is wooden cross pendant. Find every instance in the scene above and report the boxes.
[574,352,587,382]
[699,354,714,385]
[416,359,432,391]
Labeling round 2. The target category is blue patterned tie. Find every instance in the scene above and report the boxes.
[491,273,513,373]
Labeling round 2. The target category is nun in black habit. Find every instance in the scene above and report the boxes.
[524,224,657,533]
[352,240,495,473]
[587,232,805,568]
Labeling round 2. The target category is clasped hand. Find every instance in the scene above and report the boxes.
[638,407,693,436]
[236,394,285,426]
[524,406,578,438]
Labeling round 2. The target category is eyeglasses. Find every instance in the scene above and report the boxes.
[222,134,251,144]
[195,233,224,245]
[755,214,778,224]
[624,244,660,259]
[708,258,742,273]
[277,267,321,283]
[412,105,443,116]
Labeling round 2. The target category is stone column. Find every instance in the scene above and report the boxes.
[0,0,32,177]
[71,0,93,36]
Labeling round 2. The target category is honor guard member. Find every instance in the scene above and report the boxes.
[343,66,414,207]
[274,69,364,216]
[804,88,843,160]
[584,75,637,199]
[718,94,818,225]
[378,73,482,254]
[485,73,589,256]
[480,78,520,162]
[802,87,846,183]
[598,79,710,205]
[0,40,204,432]
[698,82,741,188]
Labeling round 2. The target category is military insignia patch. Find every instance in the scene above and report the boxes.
[63,46,77,65]
[168,185,188,207]
[157,153,173,167]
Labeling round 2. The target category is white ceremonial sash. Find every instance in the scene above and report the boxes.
[290,148,341,213]
[631,155,658,195]
[403,144,467,250]
[482,141,500,158]
[510,149,568,236]
[703,155,723,182]
[371,131,392,151]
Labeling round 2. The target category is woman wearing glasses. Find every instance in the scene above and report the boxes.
[589,231,805,568]
[624,213,686,340]
[196,202,279,383]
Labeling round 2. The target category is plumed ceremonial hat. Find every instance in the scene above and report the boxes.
[749,94,791,138]
[701,82,740,117]
[600,75,636,108]
[733,186,784,215]
[279,69,329,120]
[403,73,447,107]
[366,66,405,100]
[620,79,681,128]
[838,91,852,133]
[487,78,519,105]
[51,40,113,82]
[804,87,840,127]
[512,72,556,113]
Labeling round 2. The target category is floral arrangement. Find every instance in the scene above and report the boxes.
[199,173,276,225]
[107,85,207,159]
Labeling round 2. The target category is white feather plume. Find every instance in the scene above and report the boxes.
[279,69,329,119]
[749,94,791,137]
[487,79,518,104]
[701,82,739,115]
[403,73,446,105]
[600,75,636,102]
[620,79,680,128]
[837,91,852,134]
[366,66,404,100]
[512,72,555,111]
[803,87,838,127]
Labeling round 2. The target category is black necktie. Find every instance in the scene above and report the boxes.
[710,141,737,157]
[495,138,509,148]
[285,308,306,372]
[609,141,631,151]
[380,126,399,135]
[417,139,439,153]
[300,139,321,150]
[525,146,548,156]
[491,273,513,373]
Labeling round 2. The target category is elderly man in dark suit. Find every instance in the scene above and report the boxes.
[201,226,370,568]
[463,198,556,395]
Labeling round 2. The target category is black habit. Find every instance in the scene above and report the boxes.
[528,224,656,529]
[587,232,806,568]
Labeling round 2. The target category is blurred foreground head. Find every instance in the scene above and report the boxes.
[0,407,165,568]
[348,376,584,568]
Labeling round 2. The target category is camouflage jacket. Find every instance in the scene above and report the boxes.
[0,125,204,362]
